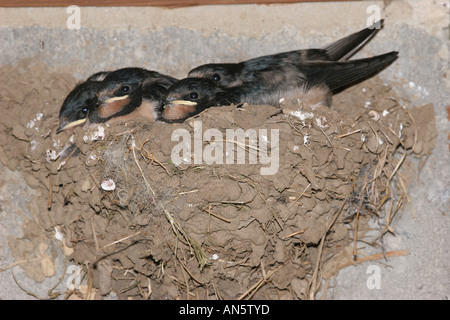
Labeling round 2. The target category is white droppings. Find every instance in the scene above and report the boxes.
[92,125,105,141]
[368,110,380,121]
[361,134,366,142]
[382,110,390,117]
[26,120,35,129]
[45,149,57,162]
[26,112,44,130]
[405,81,429,97]
[290,110,314,121]
[84,125,106,142]
[54,227,64,242]
[30,140,38,152]
[315,116,329,128]
[211,254,219,260]
[52,138,62,149]
[415,85,430,97]
[101,179,116,191]
[303,135,310,145]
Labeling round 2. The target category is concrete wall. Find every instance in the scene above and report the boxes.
[1,1,447,80]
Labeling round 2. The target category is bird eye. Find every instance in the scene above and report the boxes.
[212,74,221,82]
[189,92,199,100]
[121,85,130,93]
[82,107,88,114]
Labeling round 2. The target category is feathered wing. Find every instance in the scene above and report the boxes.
[323,20,384,61]
[300,51,398,93]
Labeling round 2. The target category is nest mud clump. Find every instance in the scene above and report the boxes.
[0,59,437,300]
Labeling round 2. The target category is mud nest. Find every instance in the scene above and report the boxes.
[0,59,437,300]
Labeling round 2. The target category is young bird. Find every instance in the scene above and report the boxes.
[162,51,398,123]
[86,67,178,125]
[162,78,237,122]
[57,71,109,133]
[187,20,385,88]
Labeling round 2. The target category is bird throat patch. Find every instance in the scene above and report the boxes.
[163,103,197,121]
[98,96,131,119]
[102,99,158,125]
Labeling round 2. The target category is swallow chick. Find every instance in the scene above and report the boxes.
[87,67,178,126]
[228,51,399,104]
[57,71,109,133]
[187,20,385,88]
[162,78,237,122]
[162,51,398,122]
[161,78,331,123]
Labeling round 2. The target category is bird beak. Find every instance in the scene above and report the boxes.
[56,117,87,133]
[102,95,129,104]
[164,100,197,108]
